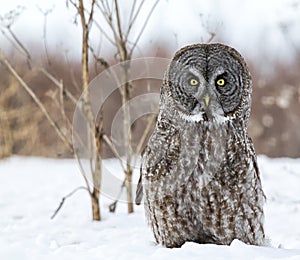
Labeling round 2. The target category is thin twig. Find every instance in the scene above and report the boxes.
[103,0,113,17]
[37,6,53,65]
[108,178,126,212]
[0,6,30,62]
[7,27,31,62]
[89,45,110,69]
[124,0,144,42]
[133,113,157,167]
[0,49,73,152]
[114,0,123,43]
[100,3,119,48]
[102,134,125,172]
[40,68,78,105]
[58,78,72,135]
[78,0,102,221]
[207,32,216,43]
[0,28,24,57]
[41,68,93,151]
[87,0,96,27]
[135,113,157,155]
[74,150,92,194]
[51,186,89,219]
[64,50,80,91]
[128,0,159,57]
[68,0,78,9]
[126,0,137,34]
[93,19,116,46]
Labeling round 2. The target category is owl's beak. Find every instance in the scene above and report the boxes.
[204,94,210,107]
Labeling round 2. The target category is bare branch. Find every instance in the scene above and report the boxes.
[58,79,72,135]
[0,6,30,62]
[129,0,159,57]
[7,27,31,62]
[96,1,110,22]
[102,134,125,172]
[135,113,156,156]
[36,5,53,65]
[0,28,17,49]
[207,32,216,43]
[64,50,81,91]
[114,0,123,42]
[113,0,129,61]
[89,45,110,70]
[87,0,96,27]
[93,19,116,46]
[132,113,157,168]
[51,186,89,219]
[97,1,119,48]
[77,0,102,220]
[127,0,137,32]
[103,0,113,16]
[108,179,126,212]
[125,0,145,42]
[78,0,86,39]
[0,49,73,152]
[40,68,78,105]
[74,151,93,193]
[68,0,78,10]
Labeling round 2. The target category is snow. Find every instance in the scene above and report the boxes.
[0,156,300,259]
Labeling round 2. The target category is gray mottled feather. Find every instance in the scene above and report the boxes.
[136,43,266,248]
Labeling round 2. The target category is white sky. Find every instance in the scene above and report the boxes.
[0,0,299,68]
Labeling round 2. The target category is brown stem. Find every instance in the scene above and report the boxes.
[91,188,101,221]
[7,27,31,62]
[77,0,101,221]
[114,0,134,213]
[135,113,157,155]
[125,167,133,213]
[0,49,73,152]
[128,0,159,57]
[102,134,125,172]
[51,186,88,219]
[40,68,78,104]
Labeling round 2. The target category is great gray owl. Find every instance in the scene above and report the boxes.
[135,43,266,248]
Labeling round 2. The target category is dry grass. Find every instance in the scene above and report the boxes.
[1,48,300,159]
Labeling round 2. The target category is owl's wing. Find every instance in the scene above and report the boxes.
[248,137,266,198]
[135,125,180,205]
[136,146,146,205]
[135,166,144,205]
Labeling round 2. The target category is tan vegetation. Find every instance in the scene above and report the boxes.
[1,52,299,159]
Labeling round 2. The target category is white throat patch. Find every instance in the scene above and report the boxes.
[178,111,229,123]
[178,111,203,122]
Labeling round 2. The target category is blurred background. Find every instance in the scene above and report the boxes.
[0,0,300,159]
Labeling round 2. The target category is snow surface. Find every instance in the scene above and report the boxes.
[0,156,300,260]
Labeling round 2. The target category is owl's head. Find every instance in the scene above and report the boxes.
[164,43,252,124]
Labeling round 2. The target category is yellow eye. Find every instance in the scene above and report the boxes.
[216,78,225,86]
[189,78,199,86]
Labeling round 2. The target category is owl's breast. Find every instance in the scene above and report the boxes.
[176,121,231,180]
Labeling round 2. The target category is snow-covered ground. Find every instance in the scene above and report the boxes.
[0,156,300,260]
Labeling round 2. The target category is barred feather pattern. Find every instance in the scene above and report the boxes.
[137,43,266,248]
[142,115,265,248]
